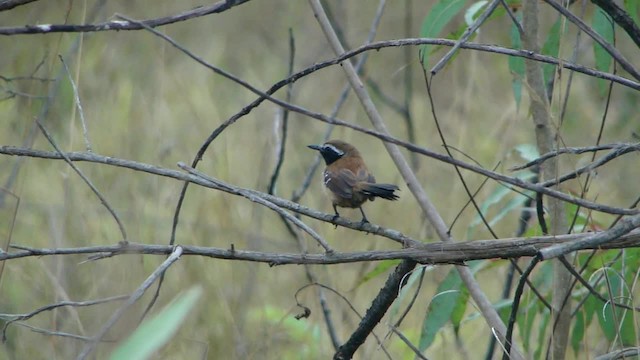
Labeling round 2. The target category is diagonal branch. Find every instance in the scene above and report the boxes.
[76,246,183,359]
[590,0,640,48]
[541,0,640,81]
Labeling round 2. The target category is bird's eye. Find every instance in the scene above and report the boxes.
[323,144,344,157]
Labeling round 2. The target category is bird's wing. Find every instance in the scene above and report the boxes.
[324,168,359,199]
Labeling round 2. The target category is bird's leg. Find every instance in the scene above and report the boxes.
[332,204,340,227]
[358,206,370,225]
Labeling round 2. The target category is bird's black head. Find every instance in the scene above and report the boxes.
[308,141,346,165]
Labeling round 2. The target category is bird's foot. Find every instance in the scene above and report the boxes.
[332,214,339,228]
[359,218,370,233]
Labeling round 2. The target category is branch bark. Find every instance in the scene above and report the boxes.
[522,0,570,358]
[3,229,640,264]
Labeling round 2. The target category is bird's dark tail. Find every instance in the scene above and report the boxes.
[359,183,400,200]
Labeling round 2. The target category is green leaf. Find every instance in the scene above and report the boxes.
[352,259,401,289]
[592,9,614,94]
[565,202,591,233]
[534,310,550,360]
[541,18,562,85]
[419,0,467,66]
[465,1,489,26]
[517,295,539,352]
[623,0,639,29]
[509,13,525,109]
[513,143,540,163]
[571,309,586,354]
[389,266,430,320]
[110,287,202,360]
[450,285,469,333]
[418,268,463,351]
[596,273,621,342]
[468,169,535,236]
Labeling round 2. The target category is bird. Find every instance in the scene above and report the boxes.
[308,140,399,224]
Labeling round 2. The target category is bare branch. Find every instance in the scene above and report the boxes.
[541,0,640,81]
[0,0,252,35]
[590,0,640,48]
[0,0,38,11]
[3,230,640,265]
[1,145,637,219]
[35,121,127,242]
[59,56,92,152]
[178,162,334,253]
[76,246,183,359]
[1,295,128,342]
[431,0,501,74]
[510,143,639,171]
[539,214,640,260]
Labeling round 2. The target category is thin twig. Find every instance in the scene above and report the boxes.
[500,0,524,35]
[59,55,92,152]
[430,0,501,74]
[12,322,114,342]
[35,121,127,242]
[510,143,639,171]
[267,28,295,196]
[540,0,640,81]
[1,295,129,342]
[0,0,253,35]
[76,246,183,360]
[502,256,540,360]
[308,1,523,358]
[1,145,637,219]
[100,17,639,218]
[292,0,386,203]
[178,163,334,253]
[539,213,640,260]
[295,283,393,359]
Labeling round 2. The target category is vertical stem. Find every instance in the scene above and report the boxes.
[521,0,570,358]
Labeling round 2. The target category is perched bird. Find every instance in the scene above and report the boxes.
[308,140,399,224]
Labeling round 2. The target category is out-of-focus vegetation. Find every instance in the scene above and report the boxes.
[1,1,639,359]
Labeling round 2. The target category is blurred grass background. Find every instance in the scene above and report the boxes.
[0,0,639,359]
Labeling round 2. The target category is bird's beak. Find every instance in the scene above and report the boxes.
[307,144,322,151]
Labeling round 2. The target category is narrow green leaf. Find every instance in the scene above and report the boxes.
[465,1,489,26]
[389,266,429,320]
[623,0,639,28]
[352,259,401,289]
[513,143,540,162]
[419,0,467,66]
[517,296,539,352]
[571,310,586,354]
[534,310,550,360]
[619,305,638,346]
[596,274,621,342]
[450,285,469,333]
[622,248,640,280]
[110,287,202,360]
[541,18,562,85]
[509,13,525,109]
[418,268,463,351]
[592,9,614,94]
